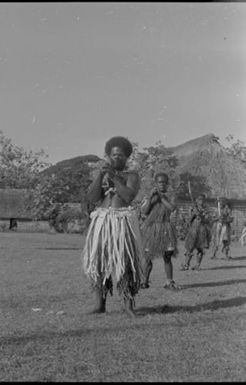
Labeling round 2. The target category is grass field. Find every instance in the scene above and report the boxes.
[1,232,246,382]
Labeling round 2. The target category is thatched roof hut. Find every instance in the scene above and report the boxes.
[171,133,246,199]
[0,189,33,219]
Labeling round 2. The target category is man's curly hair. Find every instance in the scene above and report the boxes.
[105,136,133,158]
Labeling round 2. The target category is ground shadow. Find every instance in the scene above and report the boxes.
[182,278,246,289]
[2,296,246,346]
[204,265,246,270]
[135,304,171,315]
[136,296,246,316]
[36,247,81,250]
[228,256,246,261]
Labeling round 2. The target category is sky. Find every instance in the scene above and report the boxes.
[0,2,245,164]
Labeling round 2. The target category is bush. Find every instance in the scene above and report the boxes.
[55,205,87,233]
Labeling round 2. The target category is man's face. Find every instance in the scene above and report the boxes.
[156,175,168,192]
[109,146,127,170]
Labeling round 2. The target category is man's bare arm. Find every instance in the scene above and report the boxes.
[87,170,104,203]
[87,161,117,204]
[113,172,140,205]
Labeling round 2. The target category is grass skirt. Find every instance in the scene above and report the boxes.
[211,222,231,249]
[82,207,144,299]
[185,217,210,252]
[239,228,246,246]
[141,202,178,259]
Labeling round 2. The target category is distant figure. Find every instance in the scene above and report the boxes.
[211,199,233,259]
[9,218,17,231]
[140,172,180,290]
[239,220,246,247]
[82,136,143,317]
[180,194,211,271]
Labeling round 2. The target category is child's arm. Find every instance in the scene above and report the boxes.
[161,194,176,212]
[141,188,159,215]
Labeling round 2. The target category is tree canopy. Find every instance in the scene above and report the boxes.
[225,134,246,164]
[0,130,50,189]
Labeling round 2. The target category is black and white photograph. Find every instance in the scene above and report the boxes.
[0,1,246,382]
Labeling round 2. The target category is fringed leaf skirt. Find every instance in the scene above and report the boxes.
[141,220,178,260]
[82,207,144,299]
[185,218,211,252]
[211,222,231,249]
[239,229,246,246]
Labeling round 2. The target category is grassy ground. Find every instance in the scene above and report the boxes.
[0,232,246,382]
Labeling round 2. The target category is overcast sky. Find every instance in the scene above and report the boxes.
[0,2,245,164]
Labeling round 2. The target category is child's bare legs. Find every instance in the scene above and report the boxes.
[221,243,225,254]
[192,248,203,271]
[180,251,193,270]
[222,240,231,259]
[163,251,181,289]
[140,257,153,289]
[141,250,182,290]
[211,245,218,259]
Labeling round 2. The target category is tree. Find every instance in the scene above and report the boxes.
[128,141,179,201]
[225,134,246,164]
[0,130,50,189]
[129,141,178,175]
[30,161,92,221]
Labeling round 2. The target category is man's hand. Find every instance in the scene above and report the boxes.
[101,162,115,180]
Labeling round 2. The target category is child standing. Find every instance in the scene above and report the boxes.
[180,194,211,271]
[140,172,180,290]
[239,220,246,247]
[211,199,233,259]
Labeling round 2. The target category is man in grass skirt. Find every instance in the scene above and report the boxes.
[140,172,180,290]
[211,198,233,260]
[82,136,143,317]
[180,193,211,271]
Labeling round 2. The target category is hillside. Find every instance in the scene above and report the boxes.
[41,154,101,177]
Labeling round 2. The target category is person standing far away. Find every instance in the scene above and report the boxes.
[211,198,234,260]
[239,220,246,247]
[140,172,181,290]
[180,193,211,271]
[82,136,144,317]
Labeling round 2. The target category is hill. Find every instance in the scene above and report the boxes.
[41,154,101,177]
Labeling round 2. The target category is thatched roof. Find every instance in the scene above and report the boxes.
[0,189,33,219]
[170,134,246,199]
[170,133,219,157]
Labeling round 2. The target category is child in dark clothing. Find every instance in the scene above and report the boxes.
[211,199,233,259]
[180,194,211,271]
[140,172,180,290]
